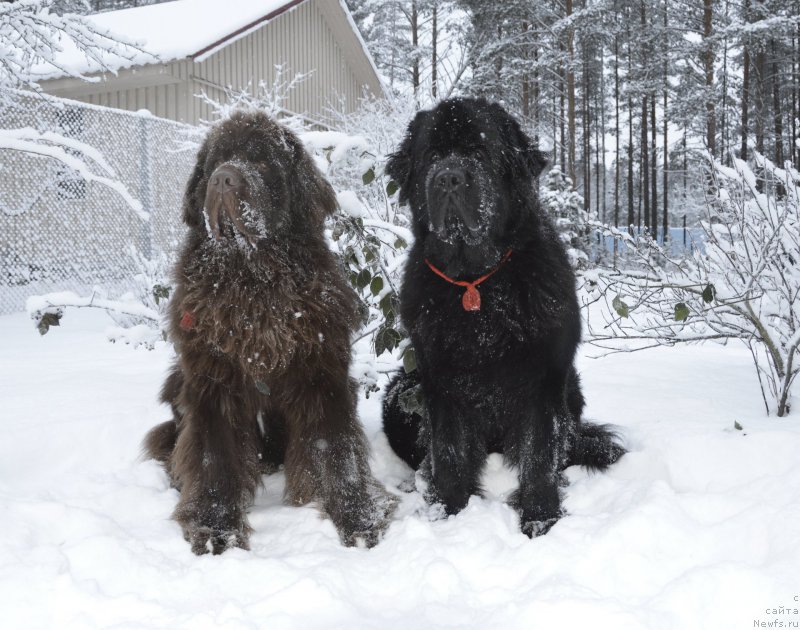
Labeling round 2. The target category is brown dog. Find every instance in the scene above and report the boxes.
[144,110,396,554]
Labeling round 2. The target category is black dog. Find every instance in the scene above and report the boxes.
[382,98,624,536]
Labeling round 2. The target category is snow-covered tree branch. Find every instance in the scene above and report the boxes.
[0,127,146,218]
[0,0,153,90]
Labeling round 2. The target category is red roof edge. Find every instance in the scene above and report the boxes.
[190,0,308,60]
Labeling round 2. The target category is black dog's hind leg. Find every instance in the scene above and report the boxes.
[382,371,427,470]
[564,368,626,472]
[567,422,626,471]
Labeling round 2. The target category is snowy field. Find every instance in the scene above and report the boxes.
[1,308,799,630]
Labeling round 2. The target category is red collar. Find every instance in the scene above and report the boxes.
[424,249,512,312]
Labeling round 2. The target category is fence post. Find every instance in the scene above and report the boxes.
[139,114,153,259]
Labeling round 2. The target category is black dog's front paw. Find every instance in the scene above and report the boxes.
[510,487,563,538]
[520,517,559,538]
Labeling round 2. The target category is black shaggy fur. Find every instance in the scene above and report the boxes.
[143,110,395,554]
[382,98,624,536]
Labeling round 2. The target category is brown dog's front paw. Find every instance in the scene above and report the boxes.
[332,487,398,549]
[182,523,250,555]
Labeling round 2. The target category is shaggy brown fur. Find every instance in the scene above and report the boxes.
[144,110,396,554]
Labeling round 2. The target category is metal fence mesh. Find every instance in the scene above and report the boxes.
[0,87,197,314]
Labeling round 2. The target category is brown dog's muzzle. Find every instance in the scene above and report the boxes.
[204,163,258,245]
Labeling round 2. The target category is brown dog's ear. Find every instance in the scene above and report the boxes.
[181,143,209,227]
[285,130,337,225]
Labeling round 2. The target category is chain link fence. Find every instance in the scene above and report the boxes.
[0,87,197,314]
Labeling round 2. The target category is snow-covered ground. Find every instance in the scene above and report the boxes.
[1,308,799,629]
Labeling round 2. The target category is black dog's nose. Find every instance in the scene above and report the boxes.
[434,167,466,193]
[209,165,243,192]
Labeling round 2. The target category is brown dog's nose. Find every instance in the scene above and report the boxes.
[209,165,243,193]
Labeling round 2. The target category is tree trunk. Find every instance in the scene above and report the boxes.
[583,39,591,213]
[755,47,766,155]
[721,0,729,160]
[703,0,716,157]
[662,0,669,244]
[651,93,657,241]
[411,0,420,105]
[431,1,438,100]
[741,40,750,160]
[567,0,577,185]
[627,99,634,233]
[614,27,621,260]
[771,39,784,165]
[561,70,567,174]
[595,47,608,223]
[521,21,529,120]
[641,95,650,234]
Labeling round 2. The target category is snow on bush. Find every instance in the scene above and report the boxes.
[540,165,591,269]
[583,151,800,417]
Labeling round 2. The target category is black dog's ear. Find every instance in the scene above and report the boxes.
[487,101,548,180]
[526,146,548,179]
[385,139,412,203]
[386,111,429,204]
[181,142,209,227]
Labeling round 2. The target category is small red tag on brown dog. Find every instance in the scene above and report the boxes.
[179,311,195,331]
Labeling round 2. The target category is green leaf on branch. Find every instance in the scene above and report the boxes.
[379,292,396,317]
[356,269,371,290]
[674,302,690,322]
[402,346,417,373]
[36,310,62,336]
[702,283,715,303]
[362,168,376,185]
[612,295,629,318]
[370,276,384,296]
[734,420,743,431]
[386,180,399,196]
[152,284,171,305]
[394,237,407,250]
[375,326,401,356]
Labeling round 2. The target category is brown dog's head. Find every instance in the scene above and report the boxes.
[182,110,336,248]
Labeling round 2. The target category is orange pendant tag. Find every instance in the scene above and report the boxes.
[462,286,481,311]
[179,311,195,331]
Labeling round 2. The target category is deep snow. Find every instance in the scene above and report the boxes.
[1,308,799,629]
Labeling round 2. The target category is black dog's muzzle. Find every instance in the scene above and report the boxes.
[426,156,485,239]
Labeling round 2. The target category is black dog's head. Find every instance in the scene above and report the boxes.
[182,110,336,249]
[387,98,547,250]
